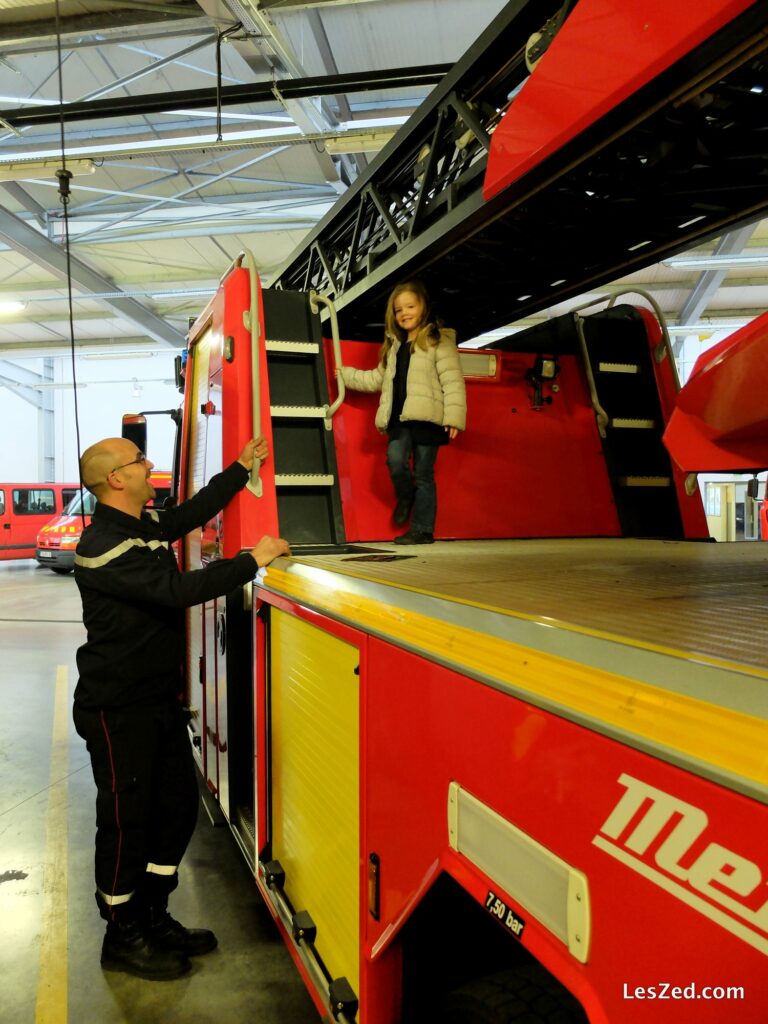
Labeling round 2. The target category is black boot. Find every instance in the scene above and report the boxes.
[393,498,412,525]
[101,918,191,979]
[147,908,218,956]
[139,871,218,956]
[98,896,191,980]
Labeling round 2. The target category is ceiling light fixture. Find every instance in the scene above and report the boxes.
[663,254,768,270]
[0,299,27,314]
[0,120,410,164]
[667,321,750,334]
[79,350,157,360]
[325,131,397,154]
[0,159,95,182]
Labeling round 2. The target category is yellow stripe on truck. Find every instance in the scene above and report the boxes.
[263,568,768,793]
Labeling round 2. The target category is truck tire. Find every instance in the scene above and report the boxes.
[437,964,587,1024]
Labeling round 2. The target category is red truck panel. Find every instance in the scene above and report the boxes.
[483,0,755,202]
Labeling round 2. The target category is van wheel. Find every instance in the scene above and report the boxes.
[51,567,73,575]
[436,964,587,1024]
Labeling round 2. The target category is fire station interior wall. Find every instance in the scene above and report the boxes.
[0,354,180,482]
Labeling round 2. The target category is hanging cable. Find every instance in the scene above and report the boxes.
[216,23,242,142]
[54,0,86,527]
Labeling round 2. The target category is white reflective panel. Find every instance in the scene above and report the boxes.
[448,783,591,963]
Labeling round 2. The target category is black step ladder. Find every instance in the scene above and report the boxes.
[575,304,683,538]
[261,289,346,546]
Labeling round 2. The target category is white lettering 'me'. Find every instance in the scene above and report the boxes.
[596,774,768,953]
[598,773,708,881]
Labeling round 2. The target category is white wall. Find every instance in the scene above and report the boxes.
[0,352,181,482]
[2,384,41,481]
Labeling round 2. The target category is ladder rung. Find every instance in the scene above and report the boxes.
[271,405,327,418]
[611,418,656,429]
[598,362,640,374]
[617,476,671,487]
[275,474,335,487]
[266,340,320,354]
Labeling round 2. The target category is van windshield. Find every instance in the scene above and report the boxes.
[63,484,168,516]
[64,491,96,516]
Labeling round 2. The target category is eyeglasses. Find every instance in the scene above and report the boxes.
[110,451,147,474]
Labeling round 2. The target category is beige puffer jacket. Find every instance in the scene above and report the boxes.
[340,327,467,434]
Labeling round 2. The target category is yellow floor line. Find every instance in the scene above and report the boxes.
[35,665,69,1024]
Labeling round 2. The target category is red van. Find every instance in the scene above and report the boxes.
[35,472,172,573]
[0,483,79,562]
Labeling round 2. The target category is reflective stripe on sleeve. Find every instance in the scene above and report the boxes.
[75,536,169,568]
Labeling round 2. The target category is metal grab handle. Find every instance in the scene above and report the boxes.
[309,290,345,425]
[571,288,695,491]
[574,314,609,439]
[571,288,681,391]
[235,249,262,497]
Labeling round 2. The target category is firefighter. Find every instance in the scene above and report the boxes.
[73,435,289,980]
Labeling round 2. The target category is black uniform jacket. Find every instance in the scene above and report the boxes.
[74,461,257,710]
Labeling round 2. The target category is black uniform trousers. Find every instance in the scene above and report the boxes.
[73,699,198,900]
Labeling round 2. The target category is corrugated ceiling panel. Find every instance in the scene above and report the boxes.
[275,0,510,75]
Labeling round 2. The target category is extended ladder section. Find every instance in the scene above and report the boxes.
[270,0,768,342]
[261,289,346,547]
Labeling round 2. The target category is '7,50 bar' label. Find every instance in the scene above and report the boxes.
[485,890,526,939]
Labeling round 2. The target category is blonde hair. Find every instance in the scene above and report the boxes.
[380,280,442,362]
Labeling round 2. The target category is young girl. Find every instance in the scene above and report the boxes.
[338,280,466,544]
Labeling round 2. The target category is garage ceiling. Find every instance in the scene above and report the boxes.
[0,0,765,361]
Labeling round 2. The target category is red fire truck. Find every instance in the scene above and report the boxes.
[35,471,171,573]
[176,2,767,1021]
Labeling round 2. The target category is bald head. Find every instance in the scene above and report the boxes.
[79,437,156,517]
[80,438,128,497]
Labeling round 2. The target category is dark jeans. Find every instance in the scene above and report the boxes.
[74,701,199,899]
[386,430,439,533]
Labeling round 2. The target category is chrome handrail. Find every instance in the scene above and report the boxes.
[309,290,345,427]
[235,249,262,497]
[573,313,609,438]
[571,288,681,391]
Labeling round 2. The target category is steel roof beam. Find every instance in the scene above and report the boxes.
[212,0,345,182]
[0,205,184,347]
[0,5,211,55]
[68,186,339,218]
[258,0,380,8]
[0,374,43,407]
[62,219,324,246]
[0,308,187,326]
[0,65,450,130]
[0,338,176,358]
[70,146,291,245]
[306,8,367,179]
[0,359,48,412]
[677,224,760,326]
[84,37,219,103]
[672,223,760,357]
[0,359,46,387]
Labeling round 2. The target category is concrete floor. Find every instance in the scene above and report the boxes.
[0,560,318,1024]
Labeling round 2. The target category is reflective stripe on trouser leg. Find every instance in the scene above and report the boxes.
[97,889,134,905]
